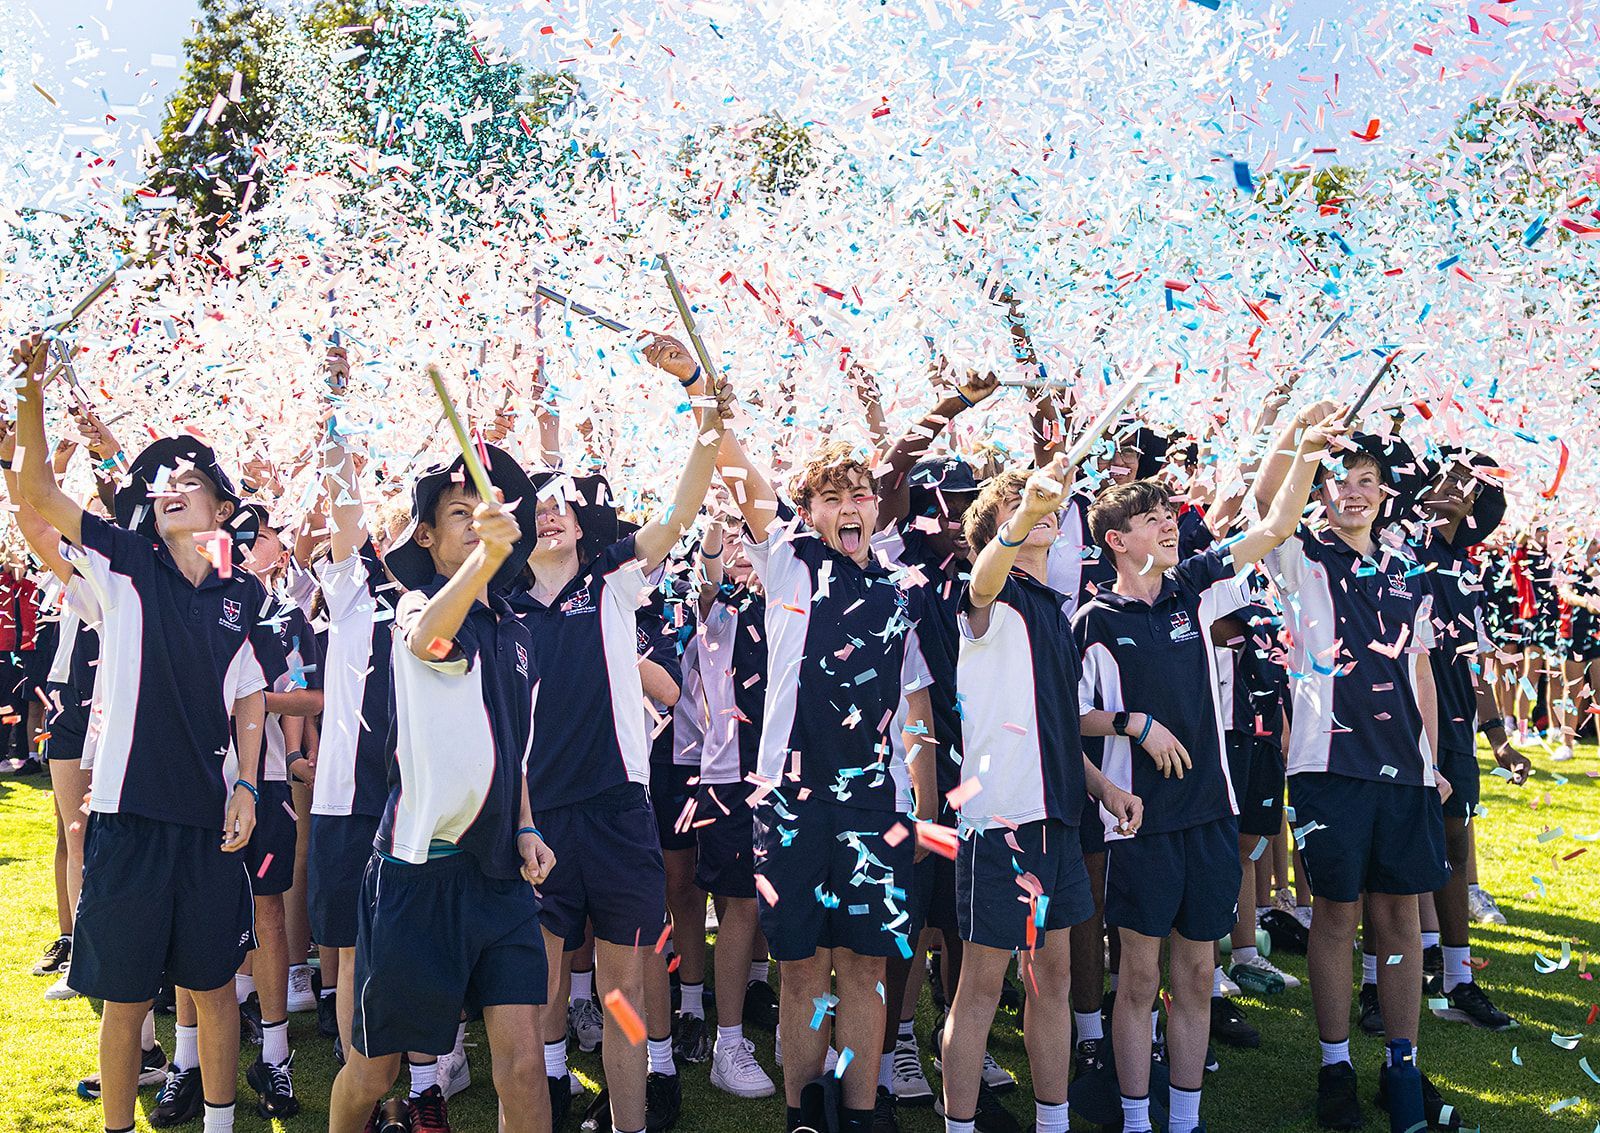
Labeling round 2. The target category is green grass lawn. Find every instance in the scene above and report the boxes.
[2,745,1596,1132]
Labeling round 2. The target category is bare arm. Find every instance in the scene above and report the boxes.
[639,658,682,708]
[846,360,891,458]
[319,347,367,563]
[1251,402,1321,520]
[223,690,266,852]
[265,688,324,717]
[877,366,1000,532]
[964,456,1071,636]
[697,517,726,619]
[634,335,732,571]
[902,686,936,825]
[1227,402,1347,568]
[1415,654,1444,801]
[405,497,519,661]
[10,336,85,547]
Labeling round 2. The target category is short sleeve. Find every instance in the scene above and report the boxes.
[394,589,473,676]
[1264,526,1312,594]
[958,578,1015,647]
[67,513,157,613]
[316,544,373,622]
[291,610,325,691]
[742,518,813,602]
[246,598,289,697]
[1411,593,1436,651]
[593,533,648,615]
[1177,546,1253,621]
[900,625,933,694]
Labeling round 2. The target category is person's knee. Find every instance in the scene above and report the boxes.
[492,1043,542,1093]
[341,1051,401,1096]
[1443,821,1470,868]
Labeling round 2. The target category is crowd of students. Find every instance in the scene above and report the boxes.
[1,325,1576,1133]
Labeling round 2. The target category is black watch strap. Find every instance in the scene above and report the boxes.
[1112,710,1131,737]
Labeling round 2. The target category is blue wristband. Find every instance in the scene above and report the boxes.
[516,826,541,841]
[996,524,1026,548]
[678,364,702,389]
[1134,714,1153,745]
[234,780,259,802]
[955,388,976,410]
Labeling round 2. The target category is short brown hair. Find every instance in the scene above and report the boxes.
[1088,479,1170,552]
[962,470,1029,553]
[789,441,875,510]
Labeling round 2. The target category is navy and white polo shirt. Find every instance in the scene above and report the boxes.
[1409,534,1486,756]
[1230,605,1289,743]
[1073,547,1253,840]
[508,534,650,810]
[956,569,1086,832]
[262,603,322,783]
[382,580,539,880]
[744,518,922,812]
[637,591,688,766]
[312,541,400,818]
[45,578,101,726]
[697,584,767,785]
[1266,527,1437,785]
[65,513,281,829]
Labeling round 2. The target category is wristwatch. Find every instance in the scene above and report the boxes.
[1112,711,1131,737]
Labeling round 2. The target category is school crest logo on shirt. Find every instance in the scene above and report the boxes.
[219,597,243,632]
[1386,572,1412,599]
[561,586,596,617]
[514,642,530,677]
[1169,610,1198,642]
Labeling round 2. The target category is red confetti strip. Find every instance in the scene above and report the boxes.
[1542,440,1569,500]
[604,989,647,1045]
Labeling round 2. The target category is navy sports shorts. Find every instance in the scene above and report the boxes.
[308,812,381,949]
[1104,816,1241,943]
[1289,772,1450,903]
[1437,746,1481,821]
[651,759,699,852]
[1228,733,1286,838]
[70,812,255,1002]
[43,681,89,762]
[351,852,547,1058]
[958,818,1094,951]
[693,781,756,899]
[536,782,667,950]
[244,781,297,897]
[1078,791,1107,856]
[752,794,916,962]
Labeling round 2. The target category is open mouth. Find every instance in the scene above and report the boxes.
[162,498,187,516]
[1159,537,1177,550]
[838,523,863,555]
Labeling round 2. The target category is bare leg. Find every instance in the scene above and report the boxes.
[329,1046,403,1133]
[1307,897,1361,1046]
[596,938,650,1131]
[1069,852,1107,1015]
[484,1003,551,1132]
[940,942,1012,1120]
[1112,930,1164,1100]
[253,893,290,1034]
[1165,936,1213,1091]
[714,898,759,1030]
[1369,894,1423,1046]
[1436,818,1471,951]
[98,999,154,1130]
[664,846,706,990]
[336,946,357,1052]
[50,758,91,932]
[777,952,834,1106]
[1020,931,1073,1105]
[832,948,889,1112]
[1230,837,1257,951]
[190,982,242,1109]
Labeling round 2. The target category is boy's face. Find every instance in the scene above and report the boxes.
[996,491,1059,550]
[1108,504,1179,574]
[1421,462,1479,524]
[801,471,878,566]
[533,495,581,558]
[925,494,976,565]
[723,532,756,587]
[153,470,234,544]
[1321,459,1382,539]
[244,526,285,576]
[414,485,481,577]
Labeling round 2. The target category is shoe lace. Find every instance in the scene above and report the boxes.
[266,1054,296,1097]
[410,1088,448,1129]
[892,1041,921,1075]
[158,1067,194,1105]
[574,998,602,1027]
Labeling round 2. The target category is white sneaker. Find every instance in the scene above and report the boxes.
[1218,970,1242,998]
[569,996,604,1053]
[1553,745,1575,762]
[981,1050,1016,1091]
[1469,888,1508,926]
[436,1042,471,1099]
[1291,905,1314,931]
[45,973,80,1000]
[286,965,317,1014]
[1233,952,1302,992]
[889,1034,932,1102]
[709,1037,775,1098]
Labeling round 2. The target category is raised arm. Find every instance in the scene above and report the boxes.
[1251,400,1327,520]
[963,455,1071,636]
[635,334,733,571]
[11,335,84,547]
[877,364,1000,531]
[1229,402,1347,568]
[405,494,521,661]
[845,359,891,458]
[0,422,74,584]
[318,347,367,563]
[697,515,726,619]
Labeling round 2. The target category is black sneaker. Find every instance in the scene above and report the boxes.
[247,1052,301,1119]
[973,1082,1024,1133]
[1422,945,1444,997]
[33,935,71,976]
[318,991,339,1038]
[1377,1063,1462,1130]
[872,1085,900,1133]
[998,977,1023,1014]
[239,992,263,1045]
[77,1043,169,1099]
[673,1013,710,1064]
[645,1071,681,1131]
[548,1075,573,1129]
[744,979,780,1031]
[1357,983,1385,1037]
[1259,908,1310,954]
[1442,981,1514,1030]
[1211,996,1261,1049]
[579,1086,612,1132]
[1204,1041,1220,1074]
[1316,1061,1363,1130]
[150,1065,204,1127]
[408,1084,451,1133]
[928,949,948,1014]
[1072,1037,1104,1079]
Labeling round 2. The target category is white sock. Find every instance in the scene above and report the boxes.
[408,1059,437,1096]
[202,1101,234,1132]
[544,1040,568,1079]
[1035,1098,1069,1133]
[1320,1039,1350,1067]
[1233,945,1260,966]
[898,1018,916,1042]
[679,982,705,1019]
[141,1009,157,1051]
[1120,1094,1153,1133]
[261,1019,289,1066]
[1169,1086,1202,1133]
[1212,965,1225,996]
[1361,952,1378,986]
[648,1036,676,1076]
[570,969,593,1003]
[879,1051,894,1090]
[1420,931,1440,950]
[716,1023,743,1050]
[748,960,769,984]
[945,1120,976,1133]
[1150,1008,1160,1043]
[175,1024,199,1071]
[234,973,255,1005]
[1074,1010,1103,1043]
[1443,946,1472,991]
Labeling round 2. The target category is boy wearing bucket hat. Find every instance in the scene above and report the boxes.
[326,433,557,1133]
[507,334,731,1133]
[1253,409,1459,1132]
[11,334,280,1133]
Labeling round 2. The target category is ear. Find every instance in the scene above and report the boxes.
[414,523,434,550]
[1105,528,1128,555]
[215,499,236,523]
[795,503,813,528]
